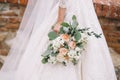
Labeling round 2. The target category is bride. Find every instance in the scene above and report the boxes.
[0,0,117,80]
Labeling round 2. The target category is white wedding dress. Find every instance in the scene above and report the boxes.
[0,0,117,80]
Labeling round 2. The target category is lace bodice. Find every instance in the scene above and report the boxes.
[59,0,67,8]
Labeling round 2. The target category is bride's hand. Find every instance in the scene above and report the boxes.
[53,22,62,32]
[53,6,66,32]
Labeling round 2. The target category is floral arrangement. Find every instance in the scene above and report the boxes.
[41,15,102,66]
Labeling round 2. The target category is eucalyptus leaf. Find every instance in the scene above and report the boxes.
[60,27,65,34]
[92,32,102,38]
[47,44,53,50]
[51,52,58,57]
[61,22,70,27]
[87,32,92,36]
[42,58,48,64]
[71,28,76,36]
[72,20,79,28]
[76,42,83,48]
[48,31,58,40]
[41,50,51,57]
[74,32,81,41]
[72,58,78,65]
[95,34,102,38]
[72,15,77,20]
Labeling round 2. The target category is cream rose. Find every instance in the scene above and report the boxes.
[59,48,68,55]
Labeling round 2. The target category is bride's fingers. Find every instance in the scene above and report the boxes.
[53,23,62,32]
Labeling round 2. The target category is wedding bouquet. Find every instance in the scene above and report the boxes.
[41,15,102,66]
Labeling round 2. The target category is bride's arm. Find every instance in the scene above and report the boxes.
[54,0,67,32]
[57,7,66,24]
[57,0,67,23]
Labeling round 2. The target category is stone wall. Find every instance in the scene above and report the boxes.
[94,0,120,53]
[0,0,120,79]
[0,0,27,5]
[0,3,25,56]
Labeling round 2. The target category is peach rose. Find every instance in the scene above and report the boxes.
[68,41,76,49]
[60,34,70,42]
[59,48,68,55]
[53,23,61,32]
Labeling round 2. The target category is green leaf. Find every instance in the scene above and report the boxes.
[42,58,48,64]
[41,50,51,57]
[71,15,78,28]
[61,22,70,27]
[72,15,77,20]
[59,27,65,34]
[87,32,92,36]
[72,20,78,28]
[74,32,81,41]
[71,28,76,36]
[95,33,102,38]
[76,42,83,48]
[47,44,52,50]
[51,51,58,57]
[72,58,78,65]
[48,31,58,40]
[92,32,102,38]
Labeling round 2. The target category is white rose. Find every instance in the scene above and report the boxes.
[68,50,76,58]
[75,47,81,51]
[52,41,61,49]
[71,37,75,41]
[56,37,64,45]
[48,55,57,64]
[73,54,81,60]
[75,47,83,53]
[78,33,88,42]
[56,54,65,62]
